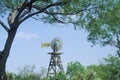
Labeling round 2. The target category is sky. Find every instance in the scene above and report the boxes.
[0,16,117,73]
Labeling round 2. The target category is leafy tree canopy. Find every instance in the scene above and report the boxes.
[1,0,120,48]
[0,0,91,24]
[84,1,120,49]
[1,0,120,49]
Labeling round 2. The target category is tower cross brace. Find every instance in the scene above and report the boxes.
[47,52,64,76]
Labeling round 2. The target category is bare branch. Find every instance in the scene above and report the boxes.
[33,1,67,10]
[8,10,18,24]
[19,1,66,24]
[16,0,38,17]
[19,11,41,24]
[0,20,9,32]
[16,0,28,18]
[7,0,28,24]
[19,9,30,20]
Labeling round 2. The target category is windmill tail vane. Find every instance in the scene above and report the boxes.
[41,42,51,48]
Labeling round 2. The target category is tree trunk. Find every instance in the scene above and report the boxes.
[0,26,18,80]
[0,51,6,80]
[0,54,7,80]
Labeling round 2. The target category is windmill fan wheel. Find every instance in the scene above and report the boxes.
[51,37,63,52]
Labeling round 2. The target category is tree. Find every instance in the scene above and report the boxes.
[81,0,120,57]
[0,0,98,80]
[66,61,101,80]
[99,55,120,80]
[87,65,107,80]
[7,64,47,80]
[6,72,16,80]
[66,61,84,79]
[87,55,120,80]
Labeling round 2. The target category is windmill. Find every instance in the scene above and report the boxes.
[41,37,64,76]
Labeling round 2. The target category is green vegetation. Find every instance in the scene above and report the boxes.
[1,0,120,79]
[7,55,120,80]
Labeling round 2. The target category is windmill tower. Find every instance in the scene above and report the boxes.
[41,38,64,76]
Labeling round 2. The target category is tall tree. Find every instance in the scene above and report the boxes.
[0,0,97,80]
[81,0,120,57]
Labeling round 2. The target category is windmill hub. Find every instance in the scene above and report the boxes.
[51,37,63,52]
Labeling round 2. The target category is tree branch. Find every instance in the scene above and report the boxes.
[0,20,9,32]
[52,15,65,23]
[16,0,28,18]
[19,11,42,24]
[43,6,97,16]
[15,0,37,22]
[19,1,95,24]
[8,0,28,24]
[106,37,118,48]
[116,33,120,48]
[19,9,30,20]
[19,1,66,24]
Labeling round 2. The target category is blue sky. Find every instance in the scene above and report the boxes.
[0,17,117,73]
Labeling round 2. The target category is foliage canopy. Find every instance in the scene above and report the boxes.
[1,0,120,50]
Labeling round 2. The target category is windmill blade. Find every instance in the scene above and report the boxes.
[41,42,51,48]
